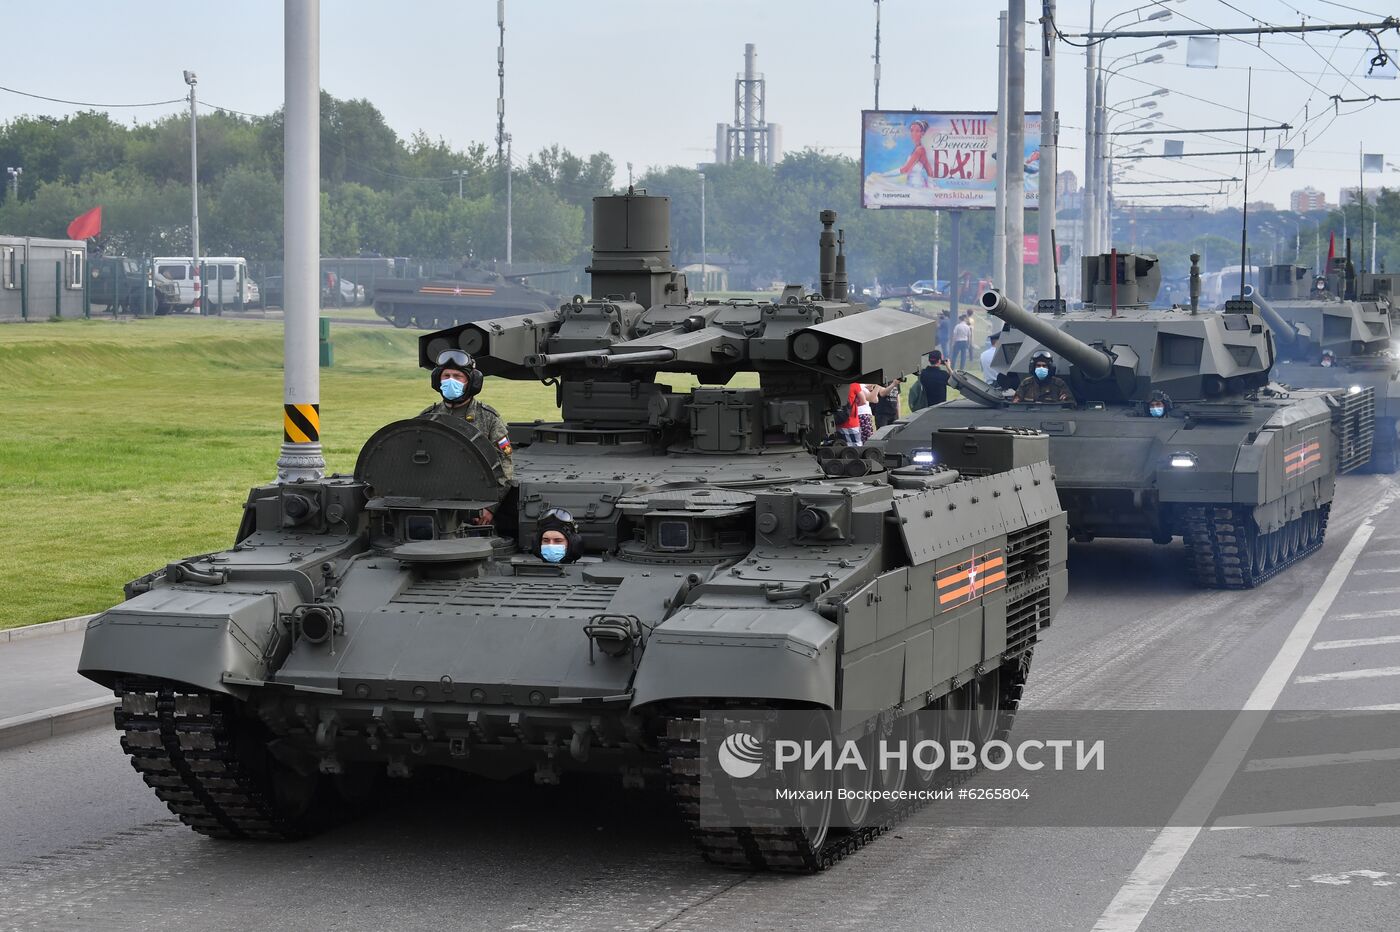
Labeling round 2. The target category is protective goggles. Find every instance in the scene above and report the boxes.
[436,349,475,369]
[541,507,575,525]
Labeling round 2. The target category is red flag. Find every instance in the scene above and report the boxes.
[67,206,102,240]
[1327,231,1335,264]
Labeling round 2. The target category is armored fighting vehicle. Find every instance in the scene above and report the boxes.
[1247,258,1399,472]
[78,194,1066,871]
[373,264,565,330]
[880,253,1374,589]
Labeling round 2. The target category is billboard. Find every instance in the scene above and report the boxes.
[861,110,1042,210]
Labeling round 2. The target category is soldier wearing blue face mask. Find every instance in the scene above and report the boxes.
[533,508,583,564]
[1013,350,1074,404]
[420,349,514,481]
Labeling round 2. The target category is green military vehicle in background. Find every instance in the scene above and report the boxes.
[880,253,1374,589]
[78,194,1066,871]
[1248,258,1400,472]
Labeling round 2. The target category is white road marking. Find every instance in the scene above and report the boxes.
[1351,587,1400,596]
[1354,567,1400,575]
[1313,635,1400,650]
[1093,487,1398,932]
[1309,870,1394,885]
[1328,609,1400,622]
[1212,802,1400,829]
[1295,666,1400,684]
[1350,703,1400,711]
[1244,747,1400,771]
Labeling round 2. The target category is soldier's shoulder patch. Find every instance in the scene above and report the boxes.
[496,436,513,456]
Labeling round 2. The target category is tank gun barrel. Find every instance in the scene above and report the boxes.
[1243,285,1298,348]
[980,289,1114,380]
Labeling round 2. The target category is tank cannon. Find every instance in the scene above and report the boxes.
[877,254,1376,589]
[79,194,1065,872]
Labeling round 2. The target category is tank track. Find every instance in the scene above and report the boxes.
[1182,503,1329,589]
[113,683,322,841]
[662,653,1031,873]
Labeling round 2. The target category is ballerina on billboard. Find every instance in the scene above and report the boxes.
[893,119,933,187]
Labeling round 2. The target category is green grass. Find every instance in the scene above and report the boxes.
[0,317,561,629]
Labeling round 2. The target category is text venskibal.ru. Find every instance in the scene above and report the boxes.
[772,739,1106,773]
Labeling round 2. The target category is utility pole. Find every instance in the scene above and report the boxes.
[451,169,465,199]
[505,133,513,267]
[699,171,707,294]
[5,166,20,201]
[994,11,1008,290]
[183,70,200,266]
[1082,2,1097,262]
[933,210,941,285]
[497,0,510,266]
[627,162,633,188]
[277,0,324,482]
[873,0,882,109]
[1006,0,1026,306]
[1038,0,1058,301]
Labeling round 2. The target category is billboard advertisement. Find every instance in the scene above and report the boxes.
[861,110,1042,210]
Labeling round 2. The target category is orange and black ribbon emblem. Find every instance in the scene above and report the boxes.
[936,548,1007,609]
[1284,437,1322,478]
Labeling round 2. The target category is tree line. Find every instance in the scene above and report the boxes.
[0,94,1391,289]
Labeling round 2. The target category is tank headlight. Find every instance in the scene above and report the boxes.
[1169,453,1198,469]
[912,450,935,465]
[1348,384,1363,395]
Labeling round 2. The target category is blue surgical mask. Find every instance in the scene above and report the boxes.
[1034,366,1049,380]
[1149,405,1165,418]
[541,543,567,563]
[440,377,466,401]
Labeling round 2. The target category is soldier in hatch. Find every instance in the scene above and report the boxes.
[420,349,515,481]
[1013,350,1075,405]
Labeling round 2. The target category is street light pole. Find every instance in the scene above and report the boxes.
[5,166,20,201]
[1083,2,1098,263]
[452,169,464,199]
[183,71,200,266]
[699,171,707,294]
[505,133,513,267]
[1038,0,1058,302]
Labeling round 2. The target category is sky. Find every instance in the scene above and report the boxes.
[2,0,1398,213]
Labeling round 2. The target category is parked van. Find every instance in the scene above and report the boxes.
[151,256,260,312]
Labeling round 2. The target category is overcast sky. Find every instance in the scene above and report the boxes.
[2,1,1397,212]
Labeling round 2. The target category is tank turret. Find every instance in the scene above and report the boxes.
[982,285,1275,405]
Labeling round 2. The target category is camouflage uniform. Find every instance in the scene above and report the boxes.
[419,398,515,480]
[1012,374,1074,404]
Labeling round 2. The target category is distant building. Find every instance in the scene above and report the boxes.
[1290,187,1326,212]
[1339,187,1379,207]
[1246,200,1276,213]
[1056,170,1079,197]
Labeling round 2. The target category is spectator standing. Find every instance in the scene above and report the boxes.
[856,384,877,443]
[917,351,951,407]
[936,311,952,356]
[950,314,973,370]
[835,383,862,446]
[980,332,1002,384]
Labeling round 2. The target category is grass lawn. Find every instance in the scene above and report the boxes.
[0,316,561,629]
[0,316,931,629]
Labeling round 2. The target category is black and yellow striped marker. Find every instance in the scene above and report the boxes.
[283,403,321,443]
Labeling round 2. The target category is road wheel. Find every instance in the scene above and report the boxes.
[969,664,1004,746]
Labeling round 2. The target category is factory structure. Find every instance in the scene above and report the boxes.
[713,44,783,166]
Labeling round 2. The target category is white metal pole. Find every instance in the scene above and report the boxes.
[994,11,1008,290]
[512,132,518,267]
[1038,0,1057,301]
[186,75,200,266]
[1083,2,1097,261]
[933,209,941,284]
[700,172,707,294]
[277,0,324,481]
[1006,0,1026,306]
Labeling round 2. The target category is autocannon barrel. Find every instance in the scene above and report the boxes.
[1243,285,1299,349]
[979,289,1114,380]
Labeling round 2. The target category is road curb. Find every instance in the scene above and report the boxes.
[0,614,95,645]
[0,696,117,751]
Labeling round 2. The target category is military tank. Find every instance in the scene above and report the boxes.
[1246,257,1398,472]
[879,252,1374,589]
[372,264,567,330]
[77,194,1066,871]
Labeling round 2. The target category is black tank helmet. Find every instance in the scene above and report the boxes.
[532,508,584,564]
[1031,350,1056,378]
[431,349,484,397]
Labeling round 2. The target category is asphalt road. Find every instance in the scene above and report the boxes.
[2,473,1398,932]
